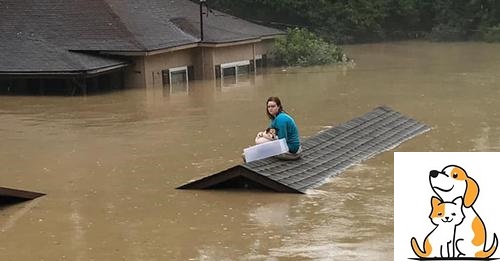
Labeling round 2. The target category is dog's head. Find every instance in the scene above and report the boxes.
[429,165,479,207]
[266,128,277,139]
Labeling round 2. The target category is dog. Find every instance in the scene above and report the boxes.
[255,127,277,144]
[429,165,498,257]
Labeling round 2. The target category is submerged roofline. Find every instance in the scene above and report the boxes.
[0,187,45,200]
[177,165,303,193]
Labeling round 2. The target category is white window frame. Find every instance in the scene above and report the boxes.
[220,60,250,79]
[168,66,188,87]
[168,66,189,94]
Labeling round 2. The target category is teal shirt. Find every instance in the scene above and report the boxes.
[270,112,300,153]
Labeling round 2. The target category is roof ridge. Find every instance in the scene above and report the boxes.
[141,0,201,45]
[101,0,146,51]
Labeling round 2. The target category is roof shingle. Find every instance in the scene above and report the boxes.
[0,0,283,74]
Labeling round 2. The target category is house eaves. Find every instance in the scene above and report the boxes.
[0,62,129,77]
[100,34,283,57]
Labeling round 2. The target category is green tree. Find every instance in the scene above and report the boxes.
[272,28,345,66]
[203,0,500,43]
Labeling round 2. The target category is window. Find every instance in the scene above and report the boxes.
[162,66,189,94]
[237,64,249,75]
[217,60,251,87]
[222,66,236,77]
[222,66,236,85]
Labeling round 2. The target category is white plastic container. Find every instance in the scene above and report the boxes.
[244,138,289,163]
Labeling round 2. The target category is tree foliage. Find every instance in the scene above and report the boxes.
[204,0,500,43]
[272,28,345,66]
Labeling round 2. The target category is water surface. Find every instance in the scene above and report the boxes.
[1,41,500,260]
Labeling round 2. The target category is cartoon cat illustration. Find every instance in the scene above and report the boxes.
[411,196,465,258]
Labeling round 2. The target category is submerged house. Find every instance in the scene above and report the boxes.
[0,0,283,94]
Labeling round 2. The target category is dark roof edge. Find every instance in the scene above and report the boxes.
[98,43,198,56]
[200,34,284,46]
[177,165,303,193]
[99,34,282,56]
[0,63,129,77]
[177,166,244,189]
[0,187,45,199]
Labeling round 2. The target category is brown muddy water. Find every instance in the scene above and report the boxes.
[1,41,500,260]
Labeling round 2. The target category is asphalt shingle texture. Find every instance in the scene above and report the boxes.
[0,0,283,73]
[179,106,430,193]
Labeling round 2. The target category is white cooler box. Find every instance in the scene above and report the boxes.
[243,138,289,163]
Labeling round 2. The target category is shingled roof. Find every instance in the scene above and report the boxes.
[0,0,283,74]
[0,37,129,75]
[178,106,431,193]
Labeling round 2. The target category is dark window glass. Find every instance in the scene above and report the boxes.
[223,67,236,77]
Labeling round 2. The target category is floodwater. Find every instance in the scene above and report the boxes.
[1,41,500,260]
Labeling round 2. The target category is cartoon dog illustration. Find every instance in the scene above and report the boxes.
[429,165,498,258]
[411,197,465,258]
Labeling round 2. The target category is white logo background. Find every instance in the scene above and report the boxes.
[394,152,500,260]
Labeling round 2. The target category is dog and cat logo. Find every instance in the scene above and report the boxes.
[410,165,497,258]
[394,153,500,260]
